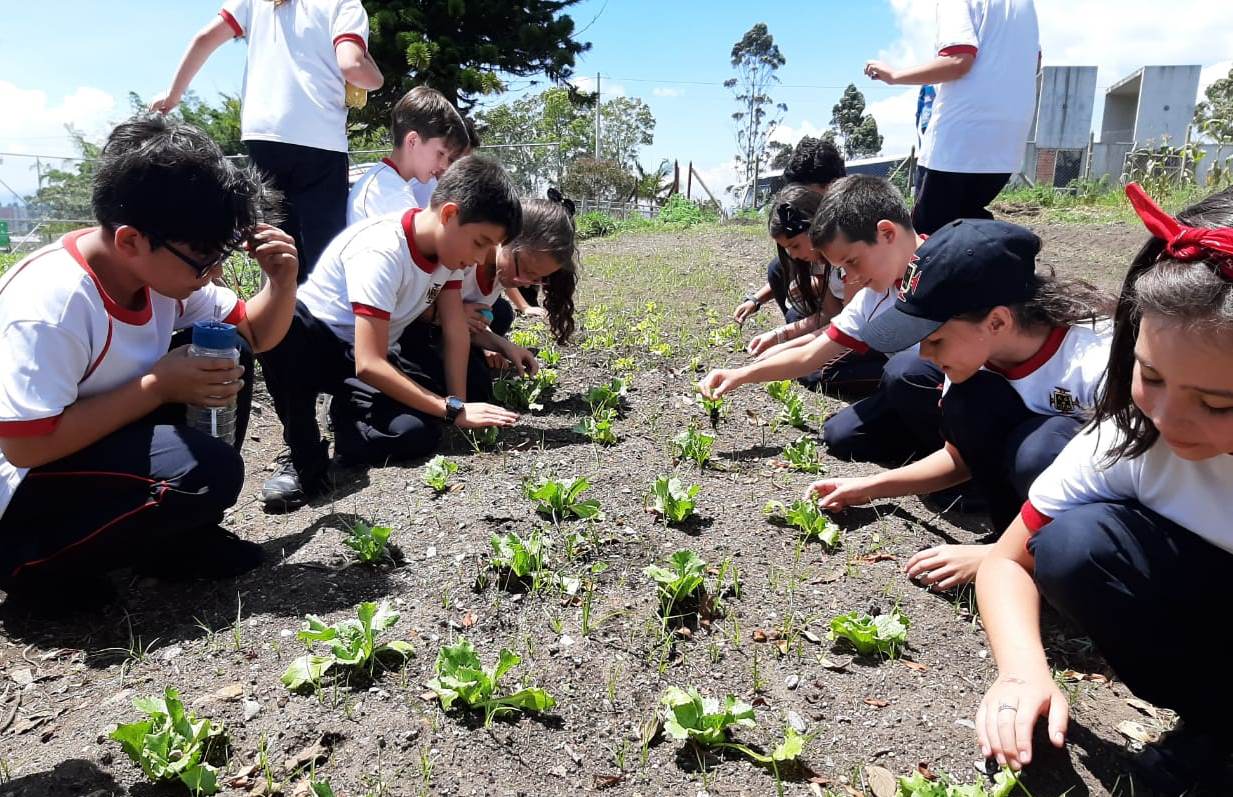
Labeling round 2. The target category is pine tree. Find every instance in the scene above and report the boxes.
[830,84,883,159]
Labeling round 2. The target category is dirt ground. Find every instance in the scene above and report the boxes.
[1,217,1227,797]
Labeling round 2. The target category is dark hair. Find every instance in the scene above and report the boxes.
[1094,185,1233,462]
[430,154,523,242]
[463,116,481,150]
[93,114,280,254]
[783,136,846,188]
[953,272,1115,331]
[767,184,827,317]
[391,86,468,154]
[810,174,912,248]
[514,198,578,344]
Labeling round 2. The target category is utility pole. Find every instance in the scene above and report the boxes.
[594,73,601,160]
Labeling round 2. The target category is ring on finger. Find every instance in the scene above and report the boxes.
[997,703,1017,713]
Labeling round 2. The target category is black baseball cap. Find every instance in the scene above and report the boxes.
[861,218,1042,354]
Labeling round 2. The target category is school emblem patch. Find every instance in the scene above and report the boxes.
[424,285,444,306]
[1049,387,1078,414]
[898,260,922,301]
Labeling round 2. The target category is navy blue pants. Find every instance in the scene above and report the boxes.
[490,297,515,339]
[943,371,1082,531]
[1030,501,1233,730]
[911,168,1011,236]
[822,349,944,464]
[259,303,490,477]
[0,328,253,588]
[245,140,349,282]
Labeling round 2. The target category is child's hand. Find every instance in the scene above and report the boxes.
[455,402,519,429]
[697,368,741,399]
[747,329,781,357]
[975,669,1069,772]
[905,544,990,591]
[864,60,898,84]
[149,345,244,406]
[500,342,539,377]
[463,302,491,333]
[518,305,548,319]
[809,476,876,511]
[149,91,181,114]
[247,224,298,284]
[733,299,760,324]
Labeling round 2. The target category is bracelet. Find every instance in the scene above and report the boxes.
[744,293,762,309]
[775,328,786,344]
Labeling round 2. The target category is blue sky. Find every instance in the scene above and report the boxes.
[1,0,1230,201]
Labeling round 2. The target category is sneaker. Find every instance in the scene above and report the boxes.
[261,451,327,512]
[144,526,264,581]
[1133,721,1228,794]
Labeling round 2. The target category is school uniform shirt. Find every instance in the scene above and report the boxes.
[824,282,902,355]
[942,323,1111,416]
[919,0,1040,174]
[460,264,504,308]
[0,230,245,519]
[298,208,462,346]
[347,159,418,225]
[410,177,436,210]
[1022,418,1233,555]
[220,0,369,153]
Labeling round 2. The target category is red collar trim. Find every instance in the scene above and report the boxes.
[63,229,153,326]
[986,326,1068,380]
[382,157,409,181]
[475,262,496,296]
[401,208,439,274]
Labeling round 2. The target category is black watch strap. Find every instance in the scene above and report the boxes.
[443,396,464,424]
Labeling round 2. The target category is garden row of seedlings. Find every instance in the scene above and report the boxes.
[106,338,1013,797]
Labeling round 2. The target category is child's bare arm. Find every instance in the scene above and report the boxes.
[151,17,235,113]
[436,288,470,400]
[336,41,384,90]
[234,225,298,353]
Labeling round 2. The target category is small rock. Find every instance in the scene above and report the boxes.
[559,635,575,648]
[787,710,808,734]
[159,646,183,662]
[11,668,34,686]
[785,675,800,690]
[426,546,437,558]
[955,718,977,730]
[243,700,261,721]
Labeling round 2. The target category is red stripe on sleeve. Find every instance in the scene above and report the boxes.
[223,300,247,326]
[0,415,61,438]
[939,44,978,57]
[443,280,462,291]
[352,302,392,320]
[219,9,243,37]
[825,323,869,355]
[333,33,367,52]
[1020,500,1052,534]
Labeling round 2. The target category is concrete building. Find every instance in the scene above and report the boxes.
[1024,66,1098,186]
[1091,65,1203,184]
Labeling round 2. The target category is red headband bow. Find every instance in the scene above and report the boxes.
[1125,182,1233,279]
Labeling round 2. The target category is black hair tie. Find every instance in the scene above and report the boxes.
[776,202,811,238]
[547,187,577,217]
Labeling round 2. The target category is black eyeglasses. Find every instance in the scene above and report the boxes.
[513,251,544,286]
[160,240,231,281]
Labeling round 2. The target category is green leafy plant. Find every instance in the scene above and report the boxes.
[111,687,227,795]
[575,210,618,239]
[426,638,555,726]
[781,435,822,474]
[281,601,415,691]
[764,498,841,549]
[463,425,501,451]
[897,769,1018,797]
[649,475,700,525]
[766,379,810,430]
[585,377,629,413]
[508,327,544,349]
[613,356,636,372]
[344,520,394,565]
[422,455,458,494]
[828,608,910,658]
[573,407,618,445]
[309,781,336,797]
[672,425,715,470]
[695,389,726,429]
[539,345,561,366]
[644,549,707,610]
[492,368,558,411]
[524,475,603,522]
[488,530,551,583]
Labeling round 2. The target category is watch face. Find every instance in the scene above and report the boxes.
[447,397,465,413]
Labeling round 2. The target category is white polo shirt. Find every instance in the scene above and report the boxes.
[460,264,504,308]
[824,282,902,355]
[410,177,436,210]
[220,0,369,153]
[298,208,461,345]
[347,159,418,224]
[1023,419,1233,555]
[0,231,245,519]
[919,0,1040,174]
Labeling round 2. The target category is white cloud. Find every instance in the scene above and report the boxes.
[0,81,119,200]
[652,87,683,98]
[687,157,743,210]
[864,87,920,157]
[770,120,829,145]
[574,75,626,99]
[1200,60,1232,98]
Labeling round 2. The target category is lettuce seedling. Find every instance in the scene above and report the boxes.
[696,391,727,429]
[539,345,562,366]
[344,520,393,565]
[672,426,715,470]
[573,407,618,445]
[111,687,227,795]
[644,549,707,609]
[281,600,415,691]
[766,380,810,430]
[463,425,501,451]
[764,498,841,549]
[524,476,603,522]
[489,530,551,581]
[585,377,629,413]
[423,455,458,493]
[781,435,823,474]
[828,608,910,658]
[897,769,1018,797]
[426,638,555,726]
[493,369,558,411]
[509,328,544,349]
[649,475,700,525]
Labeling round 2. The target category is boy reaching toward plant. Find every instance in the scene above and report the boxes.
[699,175,945,464]
[258,155,522,511]
[809,218,1114,588]
[0,115,299,605]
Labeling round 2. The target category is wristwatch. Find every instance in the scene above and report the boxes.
[744,293,763,309]
[443,395,464,425]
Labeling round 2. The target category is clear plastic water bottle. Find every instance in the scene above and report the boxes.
[186,321,240,445]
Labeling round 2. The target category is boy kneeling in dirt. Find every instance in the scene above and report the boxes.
[259,155,522,511]
[0,115,299,607]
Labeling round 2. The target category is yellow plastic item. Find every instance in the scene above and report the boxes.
[345,83,368,109]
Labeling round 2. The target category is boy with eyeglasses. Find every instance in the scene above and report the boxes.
[0,115,300,609]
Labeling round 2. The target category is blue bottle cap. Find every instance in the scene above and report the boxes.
[192,320,238,350]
